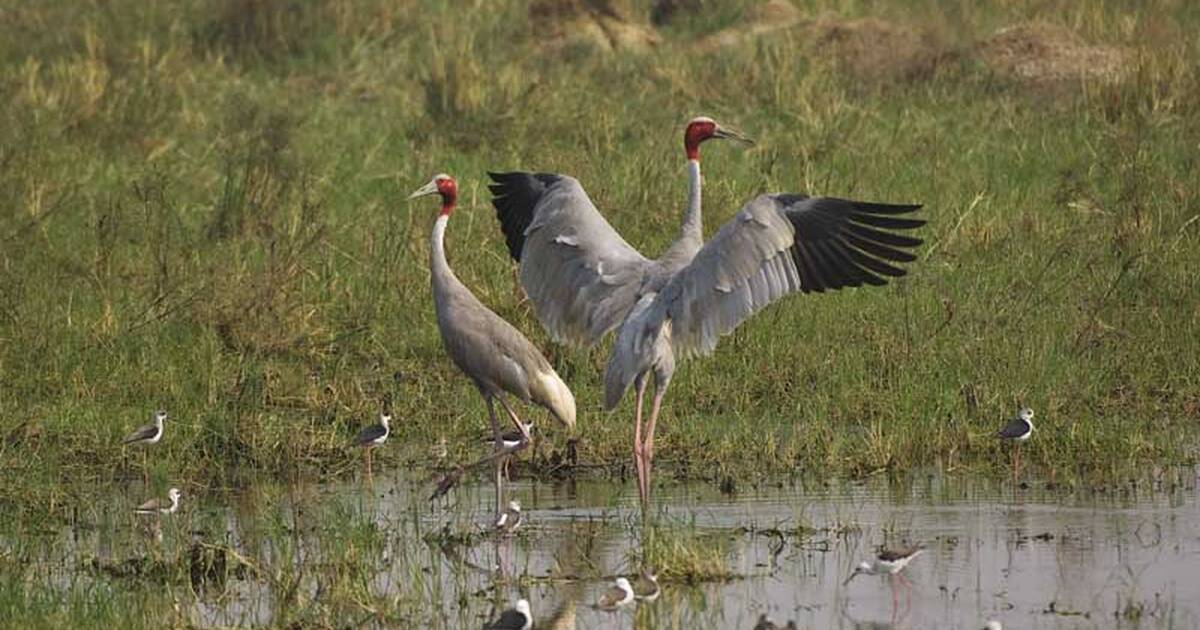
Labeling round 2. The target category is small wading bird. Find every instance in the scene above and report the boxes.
[350,411,391,477]
[753,613,798,630]
[483,598,532,630]
[494,499,523,534]
[490,119,923,506]
[845,545,925,618]
[485,419,534,451]
[481,419,534,480]
[123,410,168,484]
[134,487,182,515]
[595,577,635,610]
[410,174,576,518]
[997,407,1034,477]
[632,569,660,601]
[431,435,449,464]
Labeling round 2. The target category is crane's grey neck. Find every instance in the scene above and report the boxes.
[679,159,702,242]
[429,214,469,306]
[430,214,451,278]
[654,159,704,276]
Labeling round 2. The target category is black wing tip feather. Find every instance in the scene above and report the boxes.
[488,171,561,262]
[784,195,925,293]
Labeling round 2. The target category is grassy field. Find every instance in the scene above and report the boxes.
[2,0,1199,516]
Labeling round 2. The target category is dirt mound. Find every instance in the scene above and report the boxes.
[695,0,804,50]
[976,21,1131,86]
[697,2,944,82]
[805,14,945,82]
[530,0,660,53]
[651,0,700,26]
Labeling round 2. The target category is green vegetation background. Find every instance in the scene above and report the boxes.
[2,0,1198,513]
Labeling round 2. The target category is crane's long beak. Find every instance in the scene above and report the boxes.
[408,179,439,199]
[842,571,859,586]
[714,125,754,145]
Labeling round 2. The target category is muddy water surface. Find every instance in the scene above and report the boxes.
[9,469,1199,629]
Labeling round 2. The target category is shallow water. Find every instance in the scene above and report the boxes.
[7,467,1199,629]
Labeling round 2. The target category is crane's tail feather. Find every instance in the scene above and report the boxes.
[532,368,576,430]
[603,359,636,411]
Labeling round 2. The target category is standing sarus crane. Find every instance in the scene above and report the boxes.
[409,174,576,517]
[489,121,925,505]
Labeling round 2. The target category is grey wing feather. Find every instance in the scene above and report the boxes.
[123,423,157,444]
[483,609,527,629]
[351,424,387,446]
[603,294,667,410]
[659,194,924,359]
[434,273,576,427]
[134,498,161,512]
[997,418,1030,439]
[878,546,921,561]
[489,172,651,346]
[443,308,539,401]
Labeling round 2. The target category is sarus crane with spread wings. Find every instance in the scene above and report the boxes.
[489,121,925,505]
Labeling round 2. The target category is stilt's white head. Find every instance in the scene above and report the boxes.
[843,561,873,585]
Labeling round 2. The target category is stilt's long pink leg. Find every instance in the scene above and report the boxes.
[890,574,899,623]
[901,572,913,615]
[1015,443,1022,479]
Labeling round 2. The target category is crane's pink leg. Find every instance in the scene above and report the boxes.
[486,397,505,516]
[641,379,668,504]
[632,374,649,505]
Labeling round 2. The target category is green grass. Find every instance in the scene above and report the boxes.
[2,0,1199,519]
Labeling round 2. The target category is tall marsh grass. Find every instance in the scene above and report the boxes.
[0,0,1198,516]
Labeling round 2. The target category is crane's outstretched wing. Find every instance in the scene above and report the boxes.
[489,172,651,346]
[658,194,925,359]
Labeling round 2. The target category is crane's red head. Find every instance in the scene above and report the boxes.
[408,173,458,215]
[683,116,753,161]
